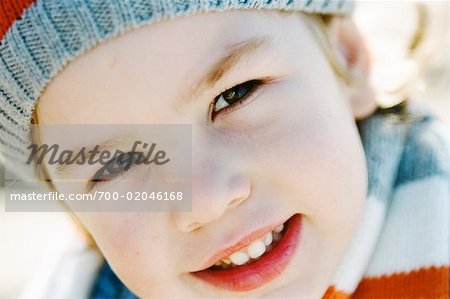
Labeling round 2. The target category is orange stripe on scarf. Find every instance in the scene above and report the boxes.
[323,265,449,299]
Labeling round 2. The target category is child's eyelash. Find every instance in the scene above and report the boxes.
[86,152,140,192]
[87,170,125,193]
[210,78,272,121]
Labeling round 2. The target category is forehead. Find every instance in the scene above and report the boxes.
[36,10,313,124]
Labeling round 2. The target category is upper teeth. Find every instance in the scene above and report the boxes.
[247,239,266,259]
[273,224,284,233]
[264,231,273,246]
[215,224,285,267]
[229,251,250,265]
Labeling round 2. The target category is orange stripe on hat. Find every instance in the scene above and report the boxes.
[0,0,37,39]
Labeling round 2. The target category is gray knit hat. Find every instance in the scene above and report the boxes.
[0,0,354,179]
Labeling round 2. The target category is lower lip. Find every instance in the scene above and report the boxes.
[191,214,302,292]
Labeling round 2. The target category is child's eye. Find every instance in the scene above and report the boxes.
[211,79,264,119]
[87,152,142,190]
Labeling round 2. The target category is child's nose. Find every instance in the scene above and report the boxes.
[172,162,251,232]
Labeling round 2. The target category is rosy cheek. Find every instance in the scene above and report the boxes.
[78,215,140,254]
[94,224,172,297]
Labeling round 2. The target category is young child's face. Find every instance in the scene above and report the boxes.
[37,10,368,298]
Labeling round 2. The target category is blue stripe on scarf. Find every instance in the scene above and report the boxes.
[90,260,138,299]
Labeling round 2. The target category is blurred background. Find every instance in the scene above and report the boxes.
[1,1,449,298]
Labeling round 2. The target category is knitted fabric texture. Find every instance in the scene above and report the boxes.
[88,104,450,299]
[0,0,353,179]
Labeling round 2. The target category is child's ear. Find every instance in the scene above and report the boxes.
[327,17,378,119]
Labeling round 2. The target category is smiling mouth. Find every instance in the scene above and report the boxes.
[191,214,302,292]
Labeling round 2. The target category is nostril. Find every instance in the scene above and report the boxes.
[228,197,246,209]
[187,222,202,231]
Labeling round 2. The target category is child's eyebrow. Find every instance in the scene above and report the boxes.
[185,35,275,101]
[53,134,136,176]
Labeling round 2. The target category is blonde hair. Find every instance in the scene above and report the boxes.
[304,13,353,85]
[303,3,442,110]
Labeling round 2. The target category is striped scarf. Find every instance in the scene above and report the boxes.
[90,102,450,298]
